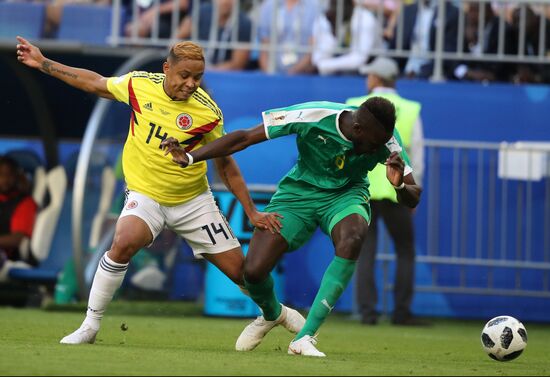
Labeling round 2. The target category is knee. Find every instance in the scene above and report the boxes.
[335,233,366,260]
[110,234,141,263]
[243,258,269,284]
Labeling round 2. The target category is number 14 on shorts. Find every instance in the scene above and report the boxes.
[201,222,235,245]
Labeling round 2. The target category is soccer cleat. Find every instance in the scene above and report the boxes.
[235,304,305,351]
[59,324,98,345]
[288,335,326,357]
[279,305,306,334]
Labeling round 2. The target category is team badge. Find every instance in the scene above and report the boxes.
[176,113,193,130]
[126,200,138,210]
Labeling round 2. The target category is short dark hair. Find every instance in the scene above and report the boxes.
[0,155,19,173]
[357,96,396,134]
[169,41,205,63]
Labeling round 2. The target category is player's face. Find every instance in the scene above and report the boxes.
[0,164,16,194]
[163,58,204,101]
[351,122,392,155]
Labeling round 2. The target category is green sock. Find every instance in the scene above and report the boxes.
[244,275,282,321]
[295,256,356,340]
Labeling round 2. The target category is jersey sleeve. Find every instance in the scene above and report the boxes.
[106,72,132,104]
[262,108,300,140]
[383,129,413,176]
[203,117,226,143]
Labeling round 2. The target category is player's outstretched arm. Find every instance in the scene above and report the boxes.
[385,152,422,208]
[161,124,268,167]
[15,36,114,100]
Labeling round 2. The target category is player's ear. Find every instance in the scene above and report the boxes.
[162,61,170,75]
[352,122,364,137]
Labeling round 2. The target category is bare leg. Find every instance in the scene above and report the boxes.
[202,246,245,286]
[60,215,153,344]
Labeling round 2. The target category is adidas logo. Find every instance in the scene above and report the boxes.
[144,102,153,111]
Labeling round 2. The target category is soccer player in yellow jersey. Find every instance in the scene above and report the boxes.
[16,36,305,345]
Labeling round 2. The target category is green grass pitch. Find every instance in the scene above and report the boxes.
[0,301,549,376]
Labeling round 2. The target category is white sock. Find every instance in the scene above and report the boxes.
[82,252,128,331]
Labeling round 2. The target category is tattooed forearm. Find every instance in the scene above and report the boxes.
[41,60,78,79]
[41,60,53,74]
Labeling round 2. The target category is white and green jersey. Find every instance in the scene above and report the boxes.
[262,101,412,190]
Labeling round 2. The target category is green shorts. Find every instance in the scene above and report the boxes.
[265,179,371,251]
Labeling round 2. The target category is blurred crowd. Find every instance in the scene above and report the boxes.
[13,0,550,83]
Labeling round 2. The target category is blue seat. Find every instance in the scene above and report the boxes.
[0,2,45,40]
[57,4,127,45]
[5,148,45,182]
[9,190,73,284]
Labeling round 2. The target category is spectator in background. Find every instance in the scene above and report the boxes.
[313,0,383,76]
[0,156,38,282]
[508,5,550,84]
[257,0,321,75]
[454,2,515,83]
[44,0,111,38]
[347,57,427,326]
[358,0,400,42]
[177,0,253,71]
[125,0,190,39]
[389,0,459,80]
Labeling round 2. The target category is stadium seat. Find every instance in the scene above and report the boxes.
[88,166,116,250]
[9,166,68,283]
[30,166,67,262]
[5,149,48,208]
[57,4,127,45]
[0,2,46,40]
[5,149,45,190]
[32,166,48,208]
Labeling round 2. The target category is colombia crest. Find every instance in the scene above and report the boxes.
[176,113,193,130]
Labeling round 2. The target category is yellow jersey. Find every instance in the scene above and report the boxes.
[107,71,224,206]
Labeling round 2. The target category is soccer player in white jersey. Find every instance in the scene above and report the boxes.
[15,36,305,345]
[162,98,422,356]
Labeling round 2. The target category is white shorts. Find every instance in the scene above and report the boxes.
[119,189,240,258]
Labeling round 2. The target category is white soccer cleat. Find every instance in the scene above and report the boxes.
[279,305,306,334]
[59,324,98,345]
[235,304,305,351]
[288,335,326,357]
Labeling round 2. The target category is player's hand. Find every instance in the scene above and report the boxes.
[249,210,284,234]
[385,151,405,187]
[16,36,45,70]
[161,137,180,153]
[161,137,189,167]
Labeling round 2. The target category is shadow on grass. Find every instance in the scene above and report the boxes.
[43,300,206,318]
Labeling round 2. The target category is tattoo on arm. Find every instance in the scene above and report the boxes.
[41,60,78,79]
[41,60,52,74]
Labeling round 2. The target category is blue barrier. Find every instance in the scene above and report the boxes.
[204,191,285,317]
[2,71,549,321]
[200,72,550,322]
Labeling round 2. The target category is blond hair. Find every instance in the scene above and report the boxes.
[169,41,205,63]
